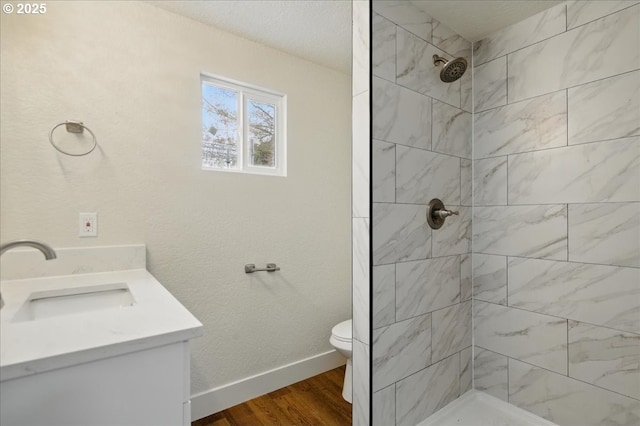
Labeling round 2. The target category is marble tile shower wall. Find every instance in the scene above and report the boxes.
[352,2,370,426]
[472,2,640,425]
[371,2,472,425]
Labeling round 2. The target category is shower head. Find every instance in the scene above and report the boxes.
[433,55,467,83]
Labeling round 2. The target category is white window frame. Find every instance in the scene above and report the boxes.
[201,73,287,177]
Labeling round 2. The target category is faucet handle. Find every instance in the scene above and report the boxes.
[426,199,459,230]
[435,209,459,219]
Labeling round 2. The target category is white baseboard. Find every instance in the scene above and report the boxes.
[191,350,346,421]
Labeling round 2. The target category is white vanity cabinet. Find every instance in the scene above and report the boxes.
[0,245,203,426]
[1,341,192,426]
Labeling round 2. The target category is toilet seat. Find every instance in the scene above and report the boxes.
[331,319,352,343]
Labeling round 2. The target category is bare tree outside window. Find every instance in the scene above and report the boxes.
[248,100,276,167]
[202,85,239,168]
[201,74,285,176]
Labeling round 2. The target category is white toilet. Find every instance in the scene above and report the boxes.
[330,319,352,403]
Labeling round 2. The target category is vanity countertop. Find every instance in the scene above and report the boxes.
[0,246,203,381]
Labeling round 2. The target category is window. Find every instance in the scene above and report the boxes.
[201,74,286,176]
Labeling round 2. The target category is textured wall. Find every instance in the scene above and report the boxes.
[472,2,640,425]
[371,2,473,425]
[0,1,351,397]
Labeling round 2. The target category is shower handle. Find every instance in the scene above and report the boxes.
[427,198,459,230]
[435,209,459,219]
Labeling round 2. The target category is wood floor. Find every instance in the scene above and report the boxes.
[192,366,352,426]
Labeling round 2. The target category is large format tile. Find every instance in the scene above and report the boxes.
[569,320,640,399]
[373,76,431,149]
[373,13,396,81]
[373,385,395,426]
[373,203,431,265]
[372,139,395,203]
[396,256,460,321]
[473,157,507,206]
[474,301,567,374]
[509,258,640,334]
[352,339,370,426]
[460,253,471,302]
[568,70,640,145]
[472,254,507,305]
[432,206,471,257]
[432,18,471,58]
[460,70,472,113]
[459,346,472,395]
[474,91,567,159]
[460,159,472,207]
[432,100,471,159]
[396,145,460,205]
[373,0,432,42]
[373,314,432,391]
[508,5,640,103]
[395,354,460,426]
[474,57,506,112]
[397,27,461,107]
[473,3,566,65]
[352,0,370,97]
[353,218,370,344]
[373,264,395,329]
[509,137,640,204]
[352,91,370,218]
[567,0,640,30]
[473,205,567,260]
[509,359,640,426]
[568,202,640,267]
[473,347,508,401]
[432,301,472,363]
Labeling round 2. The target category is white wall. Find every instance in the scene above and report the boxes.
[0,0,351,400]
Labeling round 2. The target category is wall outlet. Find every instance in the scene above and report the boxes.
[79,212,98,237]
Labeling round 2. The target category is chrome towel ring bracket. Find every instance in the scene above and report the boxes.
[245,263,280,273]
[49,120,97,156]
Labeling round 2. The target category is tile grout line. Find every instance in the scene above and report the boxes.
[505,52,509,105]
[505,255,509,306]
[394,262,397,324]
[468,252,640,270]
[473,2,638,68]
[476,345,640,402]
[473,68,640,113]
[476,298,640,337]
[377,125,639,158]
[507,356,510,403]
[566,319,570,377]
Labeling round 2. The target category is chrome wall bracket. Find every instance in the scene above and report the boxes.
[245,263,280,273]
[426,198,459,230]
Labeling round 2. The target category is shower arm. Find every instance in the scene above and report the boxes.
[433,55,448,66]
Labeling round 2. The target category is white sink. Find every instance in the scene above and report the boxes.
[12,283,134,322]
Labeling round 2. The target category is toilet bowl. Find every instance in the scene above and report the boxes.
[330,319,352,403]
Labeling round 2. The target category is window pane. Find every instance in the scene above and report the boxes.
[247,99,276,168]
[202,83,239,169]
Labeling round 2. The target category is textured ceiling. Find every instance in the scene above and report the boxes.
[411,0,564,42]
[148,1,565,74]
[147,1,352,73]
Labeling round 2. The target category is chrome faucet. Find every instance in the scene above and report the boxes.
[0,240,57,308]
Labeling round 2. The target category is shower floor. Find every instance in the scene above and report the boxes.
[417,390,558,426]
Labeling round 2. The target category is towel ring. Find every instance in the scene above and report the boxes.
[49,121,97,156]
